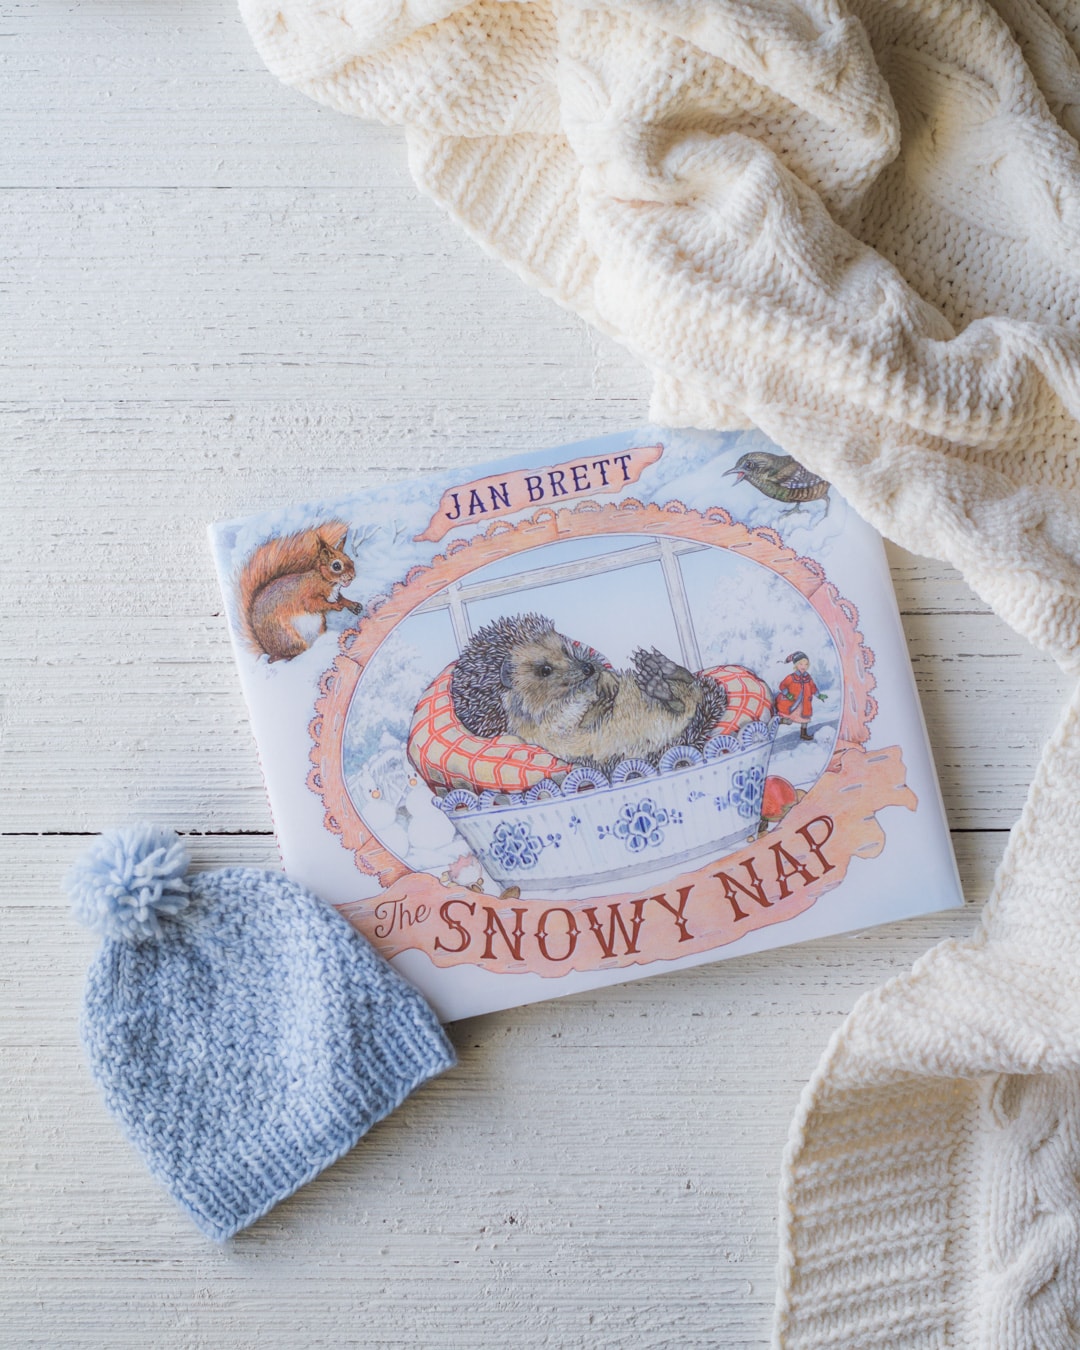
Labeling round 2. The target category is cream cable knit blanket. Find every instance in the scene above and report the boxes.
[239,1,1080,1343]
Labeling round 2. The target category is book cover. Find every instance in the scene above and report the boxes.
[209,428,963,1020]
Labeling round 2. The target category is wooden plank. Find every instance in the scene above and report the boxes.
[4,404,1071,834]
[0,830,998,1349]
[883,541,992,614]
[2,186,636,404]
[2,6,1069,1345]
[0,605,1067,832]
[0,0,412,190]
[0,825,1002,911]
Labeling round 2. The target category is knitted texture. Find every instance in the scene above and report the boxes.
[236,0,1080,1341]
[239,0,1080,671]
[776,683,1080,1347]
[71,827,456,1241]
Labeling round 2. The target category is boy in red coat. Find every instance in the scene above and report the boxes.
[775,651,827,741]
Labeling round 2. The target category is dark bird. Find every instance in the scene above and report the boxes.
[724,451,830,516]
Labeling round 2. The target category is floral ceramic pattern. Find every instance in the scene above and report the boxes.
[598,797,685,853]
[716,765,766,820]
[487,820,546,871]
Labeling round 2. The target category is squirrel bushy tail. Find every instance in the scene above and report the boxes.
[235,521,351,659]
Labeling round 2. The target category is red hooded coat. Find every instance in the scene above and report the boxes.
[775,670,817,723]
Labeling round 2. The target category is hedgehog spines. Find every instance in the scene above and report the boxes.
[450,613,556,737]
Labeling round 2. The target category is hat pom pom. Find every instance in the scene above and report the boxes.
[67,824,191,940]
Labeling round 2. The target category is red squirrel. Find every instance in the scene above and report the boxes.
[236,521,363,662]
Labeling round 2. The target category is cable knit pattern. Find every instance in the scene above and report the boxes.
[240,0,1080,669]
[237,1,1080,1340]
[73,828,455,1240]
[776,683,1080,1346]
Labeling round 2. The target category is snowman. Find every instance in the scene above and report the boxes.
[402,774,460,868]
[368,736,410,805]
[354,761,411,858]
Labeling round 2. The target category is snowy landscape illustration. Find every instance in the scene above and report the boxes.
[341,530,842,892]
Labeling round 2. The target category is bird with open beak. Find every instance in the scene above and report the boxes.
[724,451,830,515]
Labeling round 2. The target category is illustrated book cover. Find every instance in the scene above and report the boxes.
[209,428,964,1021]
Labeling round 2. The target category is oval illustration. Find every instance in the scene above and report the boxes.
[309,502,876,899]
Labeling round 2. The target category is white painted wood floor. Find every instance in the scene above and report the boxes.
[4,4,1075,1346]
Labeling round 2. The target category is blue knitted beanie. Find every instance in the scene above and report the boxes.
[68,824,456,1240]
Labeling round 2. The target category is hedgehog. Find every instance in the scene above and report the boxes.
[449,613,727,774]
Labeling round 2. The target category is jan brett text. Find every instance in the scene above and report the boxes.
[442,455,637,523]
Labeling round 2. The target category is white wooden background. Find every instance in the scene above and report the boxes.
[3,3,1074,1346]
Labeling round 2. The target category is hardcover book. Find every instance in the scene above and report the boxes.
[210,428,963,1020]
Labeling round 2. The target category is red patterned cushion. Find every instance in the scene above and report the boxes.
[708,663,773,732]
[407,666,572,793]
[408,662,772,794]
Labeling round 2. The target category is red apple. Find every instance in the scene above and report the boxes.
[762,775,797,822]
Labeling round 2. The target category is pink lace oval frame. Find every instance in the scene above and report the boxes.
[308,500,877,885]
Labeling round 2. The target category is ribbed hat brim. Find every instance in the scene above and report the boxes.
[81,867,455,1240]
